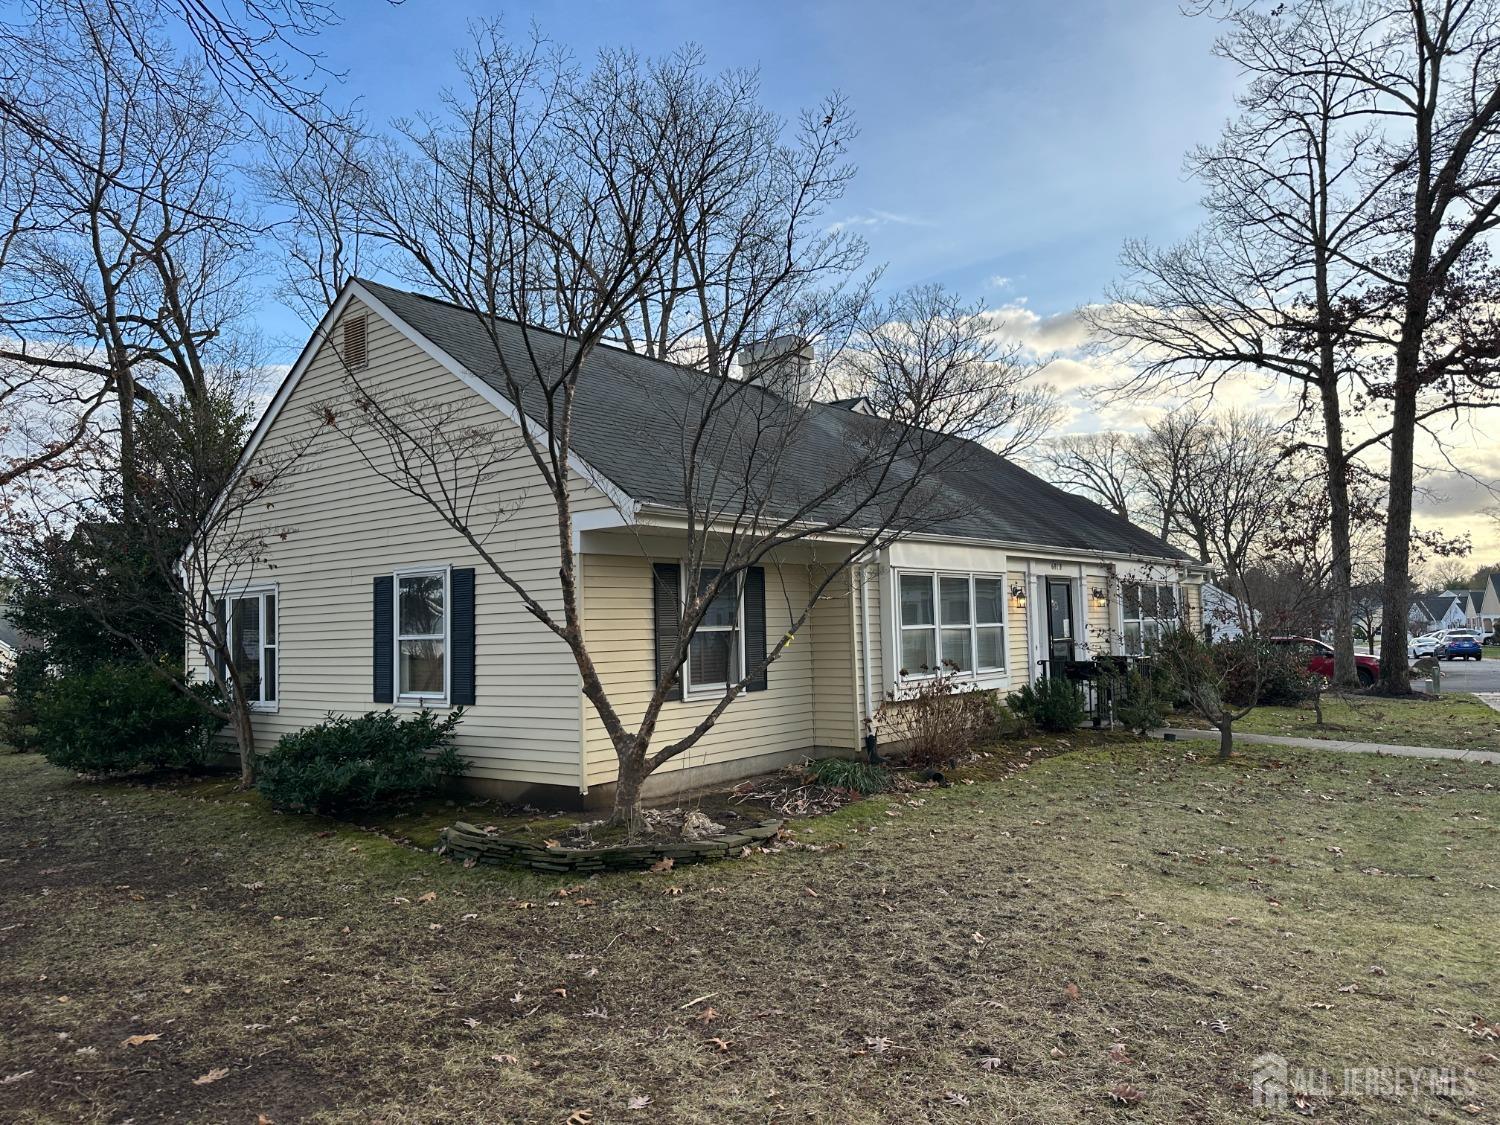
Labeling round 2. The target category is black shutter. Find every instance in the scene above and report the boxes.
[373,575,394,704]
[450,567,476,706]
[652,562,683,702]
[745,566,768,692]
[214,597,228,682]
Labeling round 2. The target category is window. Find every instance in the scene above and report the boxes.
[1122,581,1179,656]
[898,571,1007,677]
[220,588,277,707]
[686,568,741,693]
[396,568,447,701]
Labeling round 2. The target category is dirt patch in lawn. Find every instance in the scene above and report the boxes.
[0,736,1495,1123]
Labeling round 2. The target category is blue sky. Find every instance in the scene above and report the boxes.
[271,0,1236,345]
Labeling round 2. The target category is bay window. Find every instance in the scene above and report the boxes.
[1122,581,1178,655]
[396,568,448,702]
[897,571,1006,677]
[217,588,277,708]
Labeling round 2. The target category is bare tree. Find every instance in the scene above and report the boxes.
[293,30,1040,827]
[1033,431,1137,520]
[0,1,261,511]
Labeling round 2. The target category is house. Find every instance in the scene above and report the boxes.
[0,615,18,676]
[1463,575,1500,636]
[1200,583,1255,641]
[1411,592,1468,634]
[190,279,1208,806]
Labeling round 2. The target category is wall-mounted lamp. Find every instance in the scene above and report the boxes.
[1009,583,1027,610]
[1090,586,1108,609]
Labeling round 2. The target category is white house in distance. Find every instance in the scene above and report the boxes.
[191,280,1208,806]
[1410,592,1470,635]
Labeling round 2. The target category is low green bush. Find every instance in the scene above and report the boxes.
[1006,676,1085,733]
[34,662,224,774]
[802,756,892,794]
[1107,663,1175,734]
[256,709,468,814]
[1,648,50,752]
[1212,638,1312,707]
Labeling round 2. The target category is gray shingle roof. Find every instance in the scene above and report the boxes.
[359,280,1192,562]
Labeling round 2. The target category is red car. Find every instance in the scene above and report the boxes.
[1269,636,1380,688]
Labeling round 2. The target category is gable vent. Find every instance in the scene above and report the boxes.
[342,313,369,371]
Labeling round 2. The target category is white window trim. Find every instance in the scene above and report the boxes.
[217,584,279,713]
[894,569,1008,683]
[1122,580,1180,657]
[394,565,451,706]
[681,565,746,700]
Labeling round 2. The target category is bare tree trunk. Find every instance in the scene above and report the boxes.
[610,750,647,833]
[230,701,257,786]
[1377,323,1426,696]
[1217,722,1234,761]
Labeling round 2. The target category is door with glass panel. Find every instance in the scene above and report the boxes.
[1045,578,1074,668]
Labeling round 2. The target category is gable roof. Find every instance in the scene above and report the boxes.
[343,279,1192,563]
[1416,593,1460,624]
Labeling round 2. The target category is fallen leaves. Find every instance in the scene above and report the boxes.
[693,1007,719,1025]
[120,1033,161,1047]
[627,1094,652,1110]
[1107,1082,1144,1106]
[2,1071,35,1085]
[1063,982,1082,1002]
[489,1053,519,1065]
[649,857,674,874]
[416,891,437,904]
[565,1111,593,1125]
[706,1037,732,1052]
[977,1056,1006,1071]
[192,1067,230,1086]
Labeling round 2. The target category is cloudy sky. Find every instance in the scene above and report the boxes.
[278,0,1497,566]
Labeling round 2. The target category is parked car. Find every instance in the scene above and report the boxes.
[1411,632,1444,659]
[1440,631,1484,661]
[1269,636,1380,687]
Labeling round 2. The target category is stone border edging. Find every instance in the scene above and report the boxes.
[439,818,786,873]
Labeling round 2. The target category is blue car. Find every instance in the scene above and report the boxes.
[1441,635,1483,661]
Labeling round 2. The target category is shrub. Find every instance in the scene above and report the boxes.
[1,648,51,753]
[256,709,468,813]
[877,666,1001,769]
[802,756,892,795]
[33,662,224,774]
[1006,675,1085,733]
[1103,662,1174,735]
[1212,638,1311,707]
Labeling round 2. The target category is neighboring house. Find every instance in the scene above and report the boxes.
[0,615,17,676]
[1411,593,1468,634]
[190,279,1208,806]
[1200,583,1255,641]
[1467,574,1500,636]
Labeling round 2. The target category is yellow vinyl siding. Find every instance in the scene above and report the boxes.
[810,567,859,751]
[191,298,614,788]
[1008,570,1030,683]
[1084,569,1111,656]
[579,553,855,786]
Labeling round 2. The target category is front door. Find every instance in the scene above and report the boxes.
[1046,578,1074,667]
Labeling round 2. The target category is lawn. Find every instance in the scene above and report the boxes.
[0,739,1495,1123]
[1201,693,1500,754]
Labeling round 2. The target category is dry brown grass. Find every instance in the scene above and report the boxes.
[0,736,1494,1123]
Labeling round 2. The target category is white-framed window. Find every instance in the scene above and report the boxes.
[395,566,449,703]
[896,571,1007,677]
[218,587,278,709]
[1122,581,1179,656]
[684,567,743,696]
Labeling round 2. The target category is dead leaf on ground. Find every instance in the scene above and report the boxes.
[121,1033,161,1047]
[2,1071,35,1085]
[693,1007,719,1024]
[627,1095,652,1110]
[706,1037,732,1052]
[1108,1043,1132,1064]
[551,987,568,998]
[192,1067,229,1086]
[1108,1082,1144,1105]
[978,1056,1006,1071]
[489,1053,519,1065]
[416,891,437,903]
[649,857,674,873]
[565,1111,593,1125]
[943,1091,970,1106]
[1063,982,1082,1002]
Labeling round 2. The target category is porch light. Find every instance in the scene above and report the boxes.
[1008,583,1027,609]
[1090,586,1107,609]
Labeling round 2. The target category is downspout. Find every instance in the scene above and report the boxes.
[859,557,879,762]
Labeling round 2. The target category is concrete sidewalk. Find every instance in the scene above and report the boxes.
[1151,728,1500,765]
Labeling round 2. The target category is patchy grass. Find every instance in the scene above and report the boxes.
[1186,693,1500,753]
[1484,646,1500,661]
[0,740,1495,1123]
